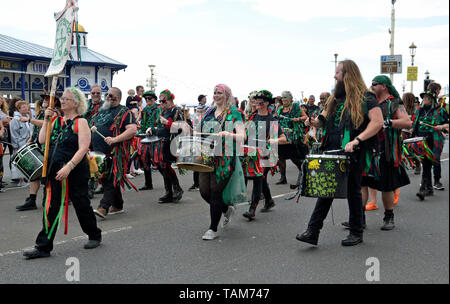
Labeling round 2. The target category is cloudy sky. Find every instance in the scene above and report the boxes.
[1,0,449,105]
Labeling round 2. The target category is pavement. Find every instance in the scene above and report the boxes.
[0,140,448,284]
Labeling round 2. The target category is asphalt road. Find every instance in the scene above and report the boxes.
[0,149,448,284]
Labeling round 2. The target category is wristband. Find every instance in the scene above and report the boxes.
[355,137,362,144]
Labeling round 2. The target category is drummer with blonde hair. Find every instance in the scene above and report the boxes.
[23,87,102,259]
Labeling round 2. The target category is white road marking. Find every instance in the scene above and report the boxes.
[0,226,133,258]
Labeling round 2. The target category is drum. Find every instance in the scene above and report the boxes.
[402,137,435,162]
[301,154,349,199]
[12,143,44,181]
[141,136,161,144]
[87,151,107,178]
[176,136,215,172]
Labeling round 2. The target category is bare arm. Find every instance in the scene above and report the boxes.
[391,106,412,129]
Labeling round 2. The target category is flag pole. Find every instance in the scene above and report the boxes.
[42,75,59,178]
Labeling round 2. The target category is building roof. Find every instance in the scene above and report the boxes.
[0,33,126,70]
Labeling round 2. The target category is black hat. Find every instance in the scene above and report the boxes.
[143,90,157,99]
[420,90,438,101]
[198,94,207,102]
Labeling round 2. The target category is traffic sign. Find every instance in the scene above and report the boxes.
[407,66,418,81]
[380,55,402,74]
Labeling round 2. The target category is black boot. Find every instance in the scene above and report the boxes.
[16,196,37,211]
[243,201,257,221]
[341,233,363,246]
[243,207,256,221]
[261,199,275,213]
[381,210,395,231]
[172,181,184,202]
[296,229,319,246]
[159,179,173,203]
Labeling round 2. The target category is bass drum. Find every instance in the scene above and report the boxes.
[301,154,349,199]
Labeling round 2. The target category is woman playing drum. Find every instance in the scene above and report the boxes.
[242,90,287,220]
[198,84,246,240]
[23,87,102,260]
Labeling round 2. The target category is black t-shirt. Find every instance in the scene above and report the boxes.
[156,106,182,139]
[91,105,136,154]
[325,92,379,151]
[247,113,282,143]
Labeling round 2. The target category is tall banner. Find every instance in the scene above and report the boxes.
[45,0,79,77]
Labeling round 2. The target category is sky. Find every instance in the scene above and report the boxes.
[1,0,449,106]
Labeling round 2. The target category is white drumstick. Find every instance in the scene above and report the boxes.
[90,126,106,139]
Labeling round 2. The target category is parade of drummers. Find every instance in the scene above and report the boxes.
[0,0,448,285]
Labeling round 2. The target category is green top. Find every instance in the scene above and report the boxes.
[276,103,304,143]
[139,104,160,135]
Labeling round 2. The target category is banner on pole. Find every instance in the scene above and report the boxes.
[45,0,79,77]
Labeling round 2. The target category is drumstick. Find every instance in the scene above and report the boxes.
[193,132,220,136]
[7,116,21,121]
[420,122,436,128]
[90,126,106,139]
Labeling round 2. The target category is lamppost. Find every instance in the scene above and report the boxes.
[147,65,157,92]
[409,42,417,93]
[389,0,396,82]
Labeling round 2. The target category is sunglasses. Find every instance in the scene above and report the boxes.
[145,96,154,100]
[106,93,117,100]
[91,92,101,95]
[371,82,382,87]
[159,100,167,103]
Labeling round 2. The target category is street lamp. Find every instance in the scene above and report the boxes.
[409,42,417,93]
[148,65,156,92]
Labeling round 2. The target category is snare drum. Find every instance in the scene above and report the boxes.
[176,136,215,172]
[12,143,44,181]
[402,137,435,161]
[301,154,349,199]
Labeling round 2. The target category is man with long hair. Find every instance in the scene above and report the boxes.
[297,60,384,247]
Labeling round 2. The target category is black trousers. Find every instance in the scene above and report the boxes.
[307,157,364,237]
[199,172,231,232]
[35,165,101,252]
[421,157,434,190]
[249,168,272,209]
[99,175,124,210]
[193,171,199,187]
[144,168,153,187]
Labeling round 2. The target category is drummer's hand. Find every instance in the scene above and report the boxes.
[146,128,152,135]
[304,119,311,127]
[344,139,359,153]
[56,165,72,181]
[292,117,301,123]
[160,117,168,125]
[44,108,55,119]
[19,117,29,123]
[104,136,117,145]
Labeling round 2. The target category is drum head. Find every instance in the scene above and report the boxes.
[307,154,348,160]
[403,137,425,144]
